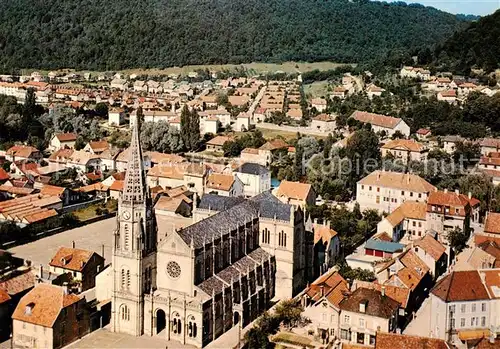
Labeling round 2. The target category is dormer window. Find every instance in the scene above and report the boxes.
[359,300,367,313]
[25,302,35,315]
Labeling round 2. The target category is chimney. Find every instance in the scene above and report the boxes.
[62,282,68,295]
[72,240,75,248]
[101,244,105,259]
[320,285,324,297]
[468,192,472,199]
[455,189,459,195]
[444,189,448,194]
[171,101,176,113]
[381,286,386,297]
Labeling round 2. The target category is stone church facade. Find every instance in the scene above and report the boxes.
[111,122,276,347]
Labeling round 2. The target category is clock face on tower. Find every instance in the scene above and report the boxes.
[122,211,131,220]
[166,261,181,279]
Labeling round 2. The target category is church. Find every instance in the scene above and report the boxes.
[110,120,276,347]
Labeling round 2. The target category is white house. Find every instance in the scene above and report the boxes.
[48,133,77,151]
[204,173,244,197]
[108,107,125,126]
[350,111,410,137]
[234,163,271,198]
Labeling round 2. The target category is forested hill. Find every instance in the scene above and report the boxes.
[432,10,500,72]
[0,0,468,71]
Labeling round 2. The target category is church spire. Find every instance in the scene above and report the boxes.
[122,118,148,203]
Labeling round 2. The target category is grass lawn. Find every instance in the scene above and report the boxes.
[303,81,331,98]
[73,199,118,221]
[272,332,315,348]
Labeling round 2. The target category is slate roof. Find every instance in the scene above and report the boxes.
[235,163,269,175]
[198,194,245,212]
[250,191,292,221]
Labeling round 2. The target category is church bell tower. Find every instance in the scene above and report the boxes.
[111,118,157,336]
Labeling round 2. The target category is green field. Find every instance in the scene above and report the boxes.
[18,61,353,78]
[303,81,331,98]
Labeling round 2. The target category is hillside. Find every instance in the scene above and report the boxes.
[0,0,468,71]
[433,10,500,72]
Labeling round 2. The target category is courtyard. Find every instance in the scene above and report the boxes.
[8,214,192,267]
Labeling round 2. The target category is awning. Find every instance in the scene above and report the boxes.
[458,329,491,341]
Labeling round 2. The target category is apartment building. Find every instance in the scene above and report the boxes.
[356,170,435,213]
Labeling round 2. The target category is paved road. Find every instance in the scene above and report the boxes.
[8,214,192,269]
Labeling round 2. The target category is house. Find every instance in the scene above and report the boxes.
[356,170,435,213]
[228,94,250,107]
[374,332,449,349]
[154,195,192,217]
[49,247,105,291]
[274,181,316,208]
[48,133,77,151]
[479,138,500,156]
[330,87,348,100]
[442,135,466,154]
[311,114,336,133]
[300,269,350,341]
[147,162,208,194]
[5,145,42,162]
[377,201,427,242]
[366,84,385,99]
[338,287,400,346]
[83,140,109,155]
[437,89,457,104]
[311,98,327,112]
[12,284,90,349]
[309,220,340,277]
[110,77,128,91]
[350,111,410,137]
[234,163,271,197]
[205,135,232,153]
[455,239,500,271]
[108,107,125,126]
[426,189,480,241]
[205,173,243,197]
[235,113,250,132]
[429,269,500,346]
[411,234,447,278]
[381,139,428,163]
[286,107,303,120]
[351,281,410,326]
[202,116,219,134]
[40,184,75,206]
[66,150,101,172]
[416,128,432,141]
[364,239,405,259]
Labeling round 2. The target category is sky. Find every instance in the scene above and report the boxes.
[385,0,500,15]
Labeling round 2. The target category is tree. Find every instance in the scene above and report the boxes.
[293,144,304,181]
[245,328,271,349]
[95,103,109,118]
[447,227,469,254]
[458,174,493,212]
[453,141,481,167]
[274,299,303,329]
[391,130,405,139]
[180,105,200,152]
[338,262,376,282]
[345,128,381,186]
[23,88,37,123]
[74,136,85,150]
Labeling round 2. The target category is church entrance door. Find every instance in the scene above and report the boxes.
[156,309,167,335]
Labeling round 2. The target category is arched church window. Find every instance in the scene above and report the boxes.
[188,316,197,338]
[172,312,182,334]
[120,304,130,321]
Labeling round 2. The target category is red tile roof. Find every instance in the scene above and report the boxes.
[0,270,35,295]
[413,235,446,261]
[351,110,401,129]
[12,284,81,327]
[375,333,449,349]
[431,270,491,302]
[0,168,10,181]
[49,247,98,272]
[55,133,77,142]
[339,287,400,318]
[485,212,500,235]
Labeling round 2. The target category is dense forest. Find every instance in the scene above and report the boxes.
[427,10,500,72]
[0,0,468,71]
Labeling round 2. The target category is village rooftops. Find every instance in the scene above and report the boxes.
[54,133,77,142]
[384,201,427,226]
[339,287,400,318]
[358,170,435,193]
[374,332,449,349]
[353,281,410,309]
[12,284,81,327]
[413,234,446,261]
[6,145,40,158]
[304,268,349,307]
[49,247,99,272]
[206,173,235,191]
[313,223,338,244]
[381,139,426,152]
[234,163,268,176]
[431,270,492,302]
[350,110,402,129]
[206,135,233,146]
[485,212,500,235]
[275,181,313,201]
